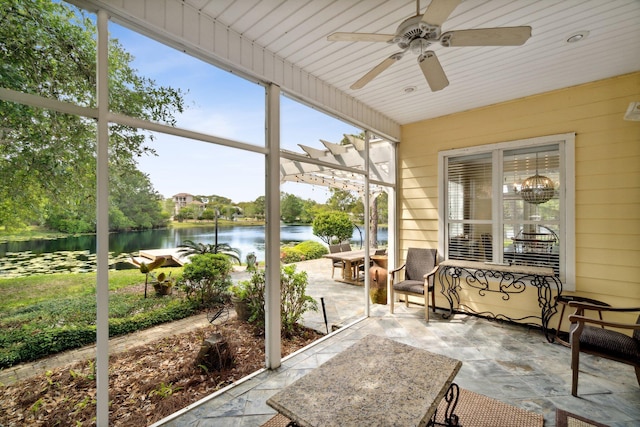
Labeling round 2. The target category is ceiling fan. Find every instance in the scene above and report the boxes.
[327,0,531,91]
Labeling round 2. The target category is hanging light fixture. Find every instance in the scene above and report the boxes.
[520,153,555,204]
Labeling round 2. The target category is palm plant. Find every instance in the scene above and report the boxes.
[177,239,241,264]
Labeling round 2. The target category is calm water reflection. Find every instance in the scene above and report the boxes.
[0,225,388,262]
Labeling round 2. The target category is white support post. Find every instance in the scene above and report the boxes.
[265,84,281,369]
[387,145,398,305]
[363,131,371,317]
[95,9,110,426]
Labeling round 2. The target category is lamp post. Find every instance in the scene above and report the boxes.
[215,208,219,250]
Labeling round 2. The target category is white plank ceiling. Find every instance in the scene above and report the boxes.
[182,0,640,126]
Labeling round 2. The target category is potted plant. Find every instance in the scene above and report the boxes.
[228,282,251,321]
[152,271,175,296]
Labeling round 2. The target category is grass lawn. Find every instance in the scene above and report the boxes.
[0,267,196,369]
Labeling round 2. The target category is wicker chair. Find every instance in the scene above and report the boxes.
[389,248,439,321]
[568,301,640,396]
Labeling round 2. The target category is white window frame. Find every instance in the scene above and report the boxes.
[438,133,575,290]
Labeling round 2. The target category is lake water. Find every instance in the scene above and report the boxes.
[0,225,388,277]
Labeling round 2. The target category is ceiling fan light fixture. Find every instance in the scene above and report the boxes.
[409,38,431,55]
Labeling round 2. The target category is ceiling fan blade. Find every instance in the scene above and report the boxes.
[418,51,449,92]
[441,26,532,47]
[327,32,395,43]
[421,0,462,26]
[351,52,404,90]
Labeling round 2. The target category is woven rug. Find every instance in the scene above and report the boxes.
[262,388,543,427]
[556,408,610,427]
[262,413,293,427]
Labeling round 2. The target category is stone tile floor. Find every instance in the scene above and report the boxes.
[154,303,640,427]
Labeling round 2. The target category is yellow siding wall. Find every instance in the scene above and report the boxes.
[399,72,640,329]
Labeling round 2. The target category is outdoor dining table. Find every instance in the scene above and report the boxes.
[322,249,366,284]
[266,335,462,427]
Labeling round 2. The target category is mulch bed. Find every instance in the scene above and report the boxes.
[0,319,323,426]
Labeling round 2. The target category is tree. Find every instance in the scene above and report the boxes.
[326,188,358,212]
[281,192,303,223]
[253,196,265,219]
[200,208,216,221]
[376,191,388,223]
[0,0,184,231]
[312,211,354,245]
[109,167,169,230]
[177,206,198,221]
[298,199,318,224]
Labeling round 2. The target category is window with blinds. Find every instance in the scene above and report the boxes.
[440,135,574,284]
[503,146,561,276]
[447,153,493,262]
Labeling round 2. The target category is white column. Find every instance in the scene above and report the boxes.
[363,131,371,317]
[264,84,281,369]
[95,9,110,426]
[387,144,398,304]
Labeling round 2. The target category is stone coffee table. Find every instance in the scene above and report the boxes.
[267,335,462,427]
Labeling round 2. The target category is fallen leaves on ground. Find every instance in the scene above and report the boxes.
[0,318,323,426]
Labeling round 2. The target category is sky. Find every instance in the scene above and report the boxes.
[110,23,361,204]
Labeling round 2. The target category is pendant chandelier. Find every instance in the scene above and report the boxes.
[520,153,555,204]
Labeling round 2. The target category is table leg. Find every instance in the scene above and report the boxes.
[428,383,460,426]
[343,260,353,281]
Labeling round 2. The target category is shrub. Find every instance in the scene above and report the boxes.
[240,264,318,337]
[280,246,305,263]
[280,264,318,336]
[179,253,233,304]
[0,298,198,368]
[280,240,328,263]
[295,241,328,259]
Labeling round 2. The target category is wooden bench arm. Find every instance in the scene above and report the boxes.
[568,301,640,313]
[568,314,640,331]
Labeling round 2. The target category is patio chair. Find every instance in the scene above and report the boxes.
[329,244,343,278]
[568,301,640,396]
[389,248,439,321]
